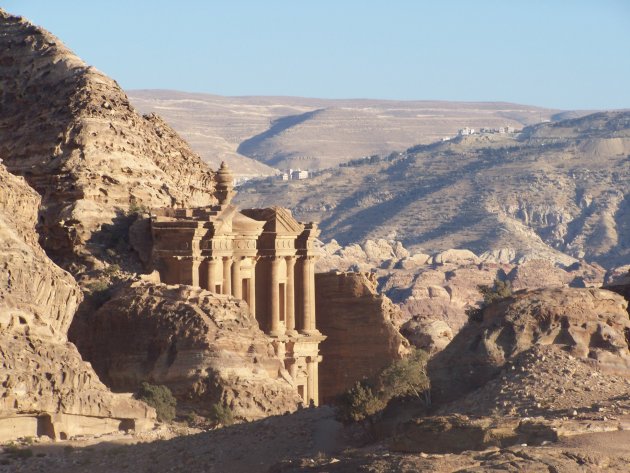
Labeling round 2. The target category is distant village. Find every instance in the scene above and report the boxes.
[443,125,518,141]
[279,168,310,181]
[269,125,521,180]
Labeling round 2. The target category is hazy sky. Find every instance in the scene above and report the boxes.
[4,0,630,110]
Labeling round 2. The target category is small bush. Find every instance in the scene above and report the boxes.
[103,264,121,277]
[338,349,430,423]
[183,412,197,426]
[339,382,385,422]
[85,280,113,308]
[467,278,513,322]
[127,202,148,217]
[377,348,430,401]
[3,443,33,460]
[135,382,177,422]
[478,279,512,305]
[208,403,235,426]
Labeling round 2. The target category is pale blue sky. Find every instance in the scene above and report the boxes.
[4,0,630,110]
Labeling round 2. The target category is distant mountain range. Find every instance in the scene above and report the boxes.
[128,90,581,175]
[234,111,630,267]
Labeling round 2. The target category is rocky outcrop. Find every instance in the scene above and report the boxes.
[318,240,608,354]
[391,415,557,454]
[400,319,453,356]
[315,272,410,402]
[0,9,217,270]
[0,165,79,338]
[443,344,630,419]
[0,164,155,441]
[79,282,302,420]
[429,287,630,405]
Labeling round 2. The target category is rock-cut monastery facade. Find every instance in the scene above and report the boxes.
[150,162,326,405]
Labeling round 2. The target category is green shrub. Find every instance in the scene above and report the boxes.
[377,348,430,400]
[103,264,121,277]
[3,443,33,460]
[135,382,177,422]
[208,403,235,426]
[467,278,513,322]
[183,412,197,426]
[127,202,148,217]
[478,279,512,305]
[338,348,430,423]
[85,280,113,308]
[338,382,386,422]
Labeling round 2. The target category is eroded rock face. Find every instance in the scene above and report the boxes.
[0,164,155,441]
[315,272,410,402]
[430,287,630,405]
[318,240,608,355]
[400,319,453,356]
[0,165,79,338]
[0,9,216,270]
[81,282,302,420]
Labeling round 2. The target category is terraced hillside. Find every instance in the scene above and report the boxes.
[235,111,630,267]
[129,90,563,174]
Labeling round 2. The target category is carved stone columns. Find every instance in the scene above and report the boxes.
[270,257,281,336]
[285,256,296,335]
[205,257,219,292]
[222,257,232,295]
[300,256,316,333]
[248,258,257,318]
[231,257,242,299]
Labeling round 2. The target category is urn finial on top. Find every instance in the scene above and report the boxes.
[215,161,235,205]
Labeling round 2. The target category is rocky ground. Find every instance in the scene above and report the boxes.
[444,346,630,420]
[4,408,630,472]
[0,407,346,473]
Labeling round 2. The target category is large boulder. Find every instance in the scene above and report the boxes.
[80,282,302,420]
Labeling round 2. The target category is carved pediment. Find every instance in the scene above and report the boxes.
[241,207,304,235]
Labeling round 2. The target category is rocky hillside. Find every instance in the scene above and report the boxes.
[8,284,630,472]
[0,10,217,271]
[0,163,155,441]
[78,282,302,420]
[430,287,630,406]
[237,111,630,267]
[0,8,305,440]
[129,89,561,174]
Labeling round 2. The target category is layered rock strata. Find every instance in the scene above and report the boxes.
[315,272,410,402]
[0,164,155,441]
[0,9,216,270]
[80,282,303,420]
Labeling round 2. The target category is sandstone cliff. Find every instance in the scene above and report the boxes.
[79,282,302,420]
[0,9,216,271]
[315,272,410,402]
[0,164,155,441]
